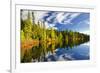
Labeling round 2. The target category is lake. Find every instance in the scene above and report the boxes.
[45,42,89,61]
[21,41,90,63]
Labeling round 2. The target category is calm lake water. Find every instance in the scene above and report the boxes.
[21,42,90,63]
[45,42,89,61]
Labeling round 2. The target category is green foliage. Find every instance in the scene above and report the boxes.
[21,30,25,41]
[21,19,32,40]
[51,28,55,40]
[58,32,63,42]
[65,35,68,44]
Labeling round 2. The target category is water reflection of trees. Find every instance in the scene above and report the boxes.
[21,38,89,63]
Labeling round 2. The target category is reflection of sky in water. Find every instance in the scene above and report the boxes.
[45,43,89,61]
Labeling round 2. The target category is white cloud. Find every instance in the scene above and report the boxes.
[44,22,49,28]
[41,12,81,28]
[21,10,47,23]
[78,19,89,25]
[49,23,56,28]
[21,10,28,20]
[57,54,75,61]
[55,13,81,25]
[56,13,71,24]
[80,30,90,35]
[61,13,80,24]
[34,11,47,24]
[46,12,57,22]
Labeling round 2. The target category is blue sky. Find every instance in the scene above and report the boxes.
[21,10,90,34]
[40,11,90,34]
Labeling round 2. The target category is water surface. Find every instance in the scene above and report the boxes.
[21,42,89,63]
